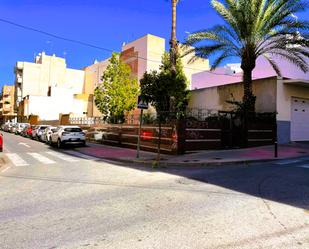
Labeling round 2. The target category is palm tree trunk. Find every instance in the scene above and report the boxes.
[170,0,178,70]
[242,68,256,147]
[242,68,256,112]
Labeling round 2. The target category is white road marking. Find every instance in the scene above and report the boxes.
[45,151,79,162]
[6,153,29,167]
[298,165,309,169]
[276,159,301,165]
[18,142,30,148]
[65,150,100,161]
[1,166,11,173]
[27,153,56,165]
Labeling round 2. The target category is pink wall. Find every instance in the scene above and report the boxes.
[192,56,309,90]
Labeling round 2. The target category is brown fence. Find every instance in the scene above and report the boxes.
[72,111,276,154]
[85,124,178,154]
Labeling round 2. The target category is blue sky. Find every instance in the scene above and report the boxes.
[0,0,308,88]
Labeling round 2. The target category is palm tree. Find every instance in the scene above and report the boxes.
[184,0,309,112]
[170,0,180,70]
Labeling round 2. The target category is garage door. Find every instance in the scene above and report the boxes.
[291,97,309,141]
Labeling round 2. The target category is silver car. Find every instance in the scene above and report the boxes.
[41,126,57,144]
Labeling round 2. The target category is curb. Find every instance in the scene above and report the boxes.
[71,148,287,168]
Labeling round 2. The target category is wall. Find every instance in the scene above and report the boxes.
[276,78,309,144]
[276,78,309,121]
[122,34,162,81]
[23,87,87,120]
[83,59,110,117]
[189,77,277,113]
[179,45,210,89]
[121,34,210,87]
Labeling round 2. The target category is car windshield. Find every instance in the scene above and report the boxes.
[64,128,82,132]
[40,126,48,130]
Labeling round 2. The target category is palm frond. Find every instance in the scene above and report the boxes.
[263,54,282,76]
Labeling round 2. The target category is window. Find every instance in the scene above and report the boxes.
[64,128,82,132]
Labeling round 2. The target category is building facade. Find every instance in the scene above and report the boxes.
[83,59,110,117]
[84,34,210,117]
[0,85,16,116]
[120,34,210,87]
[15,52,86,121]
[189,56,309,144]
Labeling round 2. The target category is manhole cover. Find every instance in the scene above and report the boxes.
[212,157,222,160]
[298,151,307,154]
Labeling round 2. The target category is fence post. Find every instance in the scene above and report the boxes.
[274,117,278,158]
[176,119,186,155]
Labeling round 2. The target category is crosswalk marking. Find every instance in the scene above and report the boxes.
[27,153,56,165]
[5,150,98,167]
[6,153,29,167]
[45,151,79,162]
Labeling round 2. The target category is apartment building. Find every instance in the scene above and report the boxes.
[0,85,16,116]
[83,34,210,117]
[120,34,210,87]
[15,52,87,120]
[83,59,110,117]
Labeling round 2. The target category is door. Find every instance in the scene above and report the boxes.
[291,97,309,141]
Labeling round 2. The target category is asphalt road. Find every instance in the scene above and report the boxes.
[0,132,308,249]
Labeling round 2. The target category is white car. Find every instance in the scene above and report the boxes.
[34,125,50,141]
[41,126,57,144]
[15,123,30,135]
[50,126,86,148]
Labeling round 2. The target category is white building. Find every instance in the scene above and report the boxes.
[15,52,87,121]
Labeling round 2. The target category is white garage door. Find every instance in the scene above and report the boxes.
[291,97,309,141]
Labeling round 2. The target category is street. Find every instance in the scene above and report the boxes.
[0,132,308,249]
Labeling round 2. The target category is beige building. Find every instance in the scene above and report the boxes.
[15,52,87,121]
[84,34,210,117]
[83,59,110,117]
[0,85,16,116]
[120,34,210,87]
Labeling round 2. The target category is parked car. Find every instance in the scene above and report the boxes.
[10,123,17,133]
[20,126,29,137]
[41,126,57,143]
[31,125,40,139]
[26,125,35,138]
[15,123,30,135]
[34,125,50,141]
[50,126,86,148]
[2,123,12,132]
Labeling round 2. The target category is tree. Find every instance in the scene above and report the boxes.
[140,52,189,161]
[184,0,309,112]
[94,53,139,123]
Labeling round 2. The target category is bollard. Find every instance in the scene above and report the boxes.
[274,141,278,158]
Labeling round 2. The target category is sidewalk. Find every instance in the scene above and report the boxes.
[74,142,309,166]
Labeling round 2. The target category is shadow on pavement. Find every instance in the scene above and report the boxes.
[52,145,309,211]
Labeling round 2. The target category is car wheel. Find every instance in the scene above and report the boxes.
[57,139,63,149]
[82,141,86,147]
